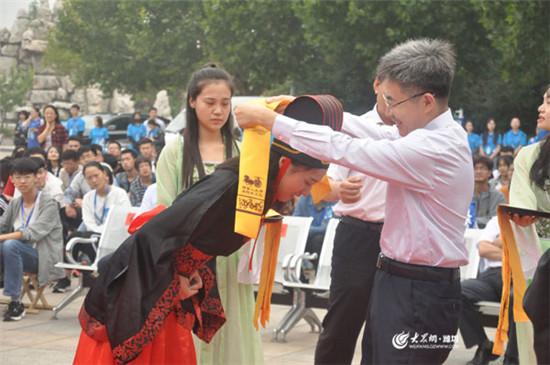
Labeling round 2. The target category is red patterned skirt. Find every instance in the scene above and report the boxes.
[74,245,224,365]
[73,311,196,364]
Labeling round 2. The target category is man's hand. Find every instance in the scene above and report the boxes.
[339,176,363,204]
[510,213,538,227]
[74,198,83,208]
[65,204,77,218]
[179,270,203,300]
[234,103,278,131]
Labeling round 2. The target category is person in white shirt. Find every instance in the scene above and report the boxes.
[143,107,166,132]
[235,38,473,364]
[314,79,394,364]
[137,183,157,215]
[458,216,518,365]
[81,162,130,234]
[54,160,130,293]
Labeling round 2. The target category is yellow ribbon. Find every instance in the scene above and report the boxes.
[253,212,283,329]
[234,99,287,239]
[493,206,529,355]
[311,175,332,205]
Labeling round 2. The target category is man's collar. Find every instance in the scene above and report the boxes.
[424,109,453,131]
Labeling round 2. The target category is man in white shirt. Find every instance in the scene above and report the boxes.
[459,216,518,365]
[314,80,394,364]
[236,38,473,364]
[143,107,166,132]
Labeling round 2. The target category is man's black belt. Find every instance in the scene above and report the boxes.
[376,254,460,282]
[341,216,383,233]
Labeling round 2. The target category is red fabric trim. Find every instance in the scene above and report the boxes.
[127,205,166,234]
[79,305,108,343]
[110,245,216,364]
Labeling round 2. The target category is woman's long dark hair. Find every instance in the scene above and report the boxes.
[43,104,61,124]
[83,161,114,185]
[529,84,550,190]
[182,64,236,189]
[482,118,500,146]
[46,145,62,175]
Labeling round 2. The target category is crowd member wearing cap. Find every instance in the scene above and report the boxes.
[72,96,339,364]
[314,77,395,364]
[155,65,248,364]
[236,38,473,364]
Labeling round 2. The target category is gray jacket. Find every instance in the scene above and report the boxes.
[0,193,64,286]
[474,188,506,229]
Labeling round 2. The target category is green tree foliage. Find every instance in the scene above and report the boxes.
[46,0,548,133]
[0,68,33,127]
[46,0,205,97]
[201,0,313,96]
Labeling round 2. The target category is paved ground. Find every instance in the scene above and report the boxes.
[0,287,506,365]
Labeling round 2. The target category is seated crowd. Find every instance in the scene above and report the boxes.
[0,103,165,321]
[0,100,537,365]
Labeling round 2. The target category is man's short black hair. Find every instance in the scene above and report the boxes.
[500,146,515,155]
[70,104,80,110]
[25,147,47,160]
[61,150,80,162]
[473,155,493,171]
[11,146,27,159]
[107,140,121,148]
[135,156,152,170]
[30,156,46,169]
[137,138,154,148]
[79,146,96,158]
[149,107,157,113]
[10,158,39,175]
[120,149,138,159]
[67,136,81,143]
[90,144,103,155]
[102,153,118,171]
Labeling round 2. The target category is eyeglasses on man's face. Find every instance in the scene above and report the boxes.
[382,91,433,111]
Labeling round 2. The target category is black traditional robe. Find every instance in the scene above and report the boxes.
[80,167,249,364]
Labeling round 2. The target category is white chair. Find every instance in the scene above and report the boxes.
[461,228,501,320]
[462,228,483,280]
[52,205,138,318]
[272,218,340,342]
[275,216,313,287]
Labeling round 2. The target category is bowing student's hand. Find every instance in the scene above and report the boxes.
[338,176,363,204]
[234,103,278,131]
[178,270,203,300]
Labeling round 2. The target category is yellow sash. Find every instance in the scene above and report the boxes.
[253,213,283,329]
[234,100,287,239]
[493,206,529,354]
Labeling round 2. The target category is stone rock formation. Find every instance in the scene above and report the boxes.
[0,0,136,122]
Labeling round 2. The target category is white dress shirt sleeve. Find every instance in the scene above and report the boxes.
[273,114,438,193]
[342,112,399,140]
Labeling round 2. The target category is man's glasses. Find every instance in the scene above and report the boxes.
[382,91,433,111]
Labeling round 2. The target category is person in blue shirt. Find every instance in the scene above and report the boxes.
[480,118,502,160]
[26,107,43,149]
[65,104,86,137]
[528,127,550,144]
[502,117,527,152]
[89,116,109,149]
[127,112,147,150]
[464,120,481,155]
